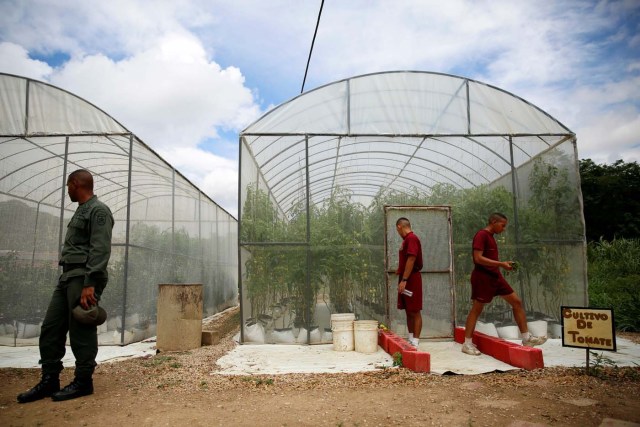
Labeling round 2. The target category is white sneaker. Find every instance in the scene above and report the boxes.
[522,335,547,347]
[410,338,419,347]
[461,342,481,356]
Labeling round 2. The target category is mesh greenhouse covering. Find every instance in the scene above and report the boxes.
[239,71,586,344]
[0,73,238,346]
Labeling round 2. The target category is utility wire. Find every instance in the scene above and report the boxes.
[301,0,324,94]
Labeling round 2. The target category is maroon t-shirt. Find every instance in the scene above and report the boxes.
[472,229,500,276]
[398,231,423,277]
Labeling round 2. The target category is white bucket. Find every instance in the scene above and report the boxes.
[330,313,356,329]
[354,320,379,354]
[271,328,296,344]
[527,320,548,337]
[548,322,562,338]
[476,321,499,337]
[496,324,520,339]
[332,319,354,351]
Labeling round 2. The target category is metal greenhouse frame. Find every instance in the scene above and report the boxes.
[238,71,587,344]
[0,73,238,346]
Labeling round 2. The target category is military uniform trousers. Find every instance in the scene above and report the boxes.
[39,274,105,379]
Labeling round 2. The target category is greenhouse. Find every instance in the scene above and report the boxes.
[0,73,238,346]
[238,71,586,344]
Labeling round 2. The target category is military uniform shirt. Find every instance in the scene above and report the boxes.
[60,195,114,287]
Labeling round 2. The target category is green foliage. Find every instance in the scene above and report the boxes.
[580,159,640,241]
[506,157,583,320]
[0,251,58,323]
[588,238,640,331]
[241,154,587,329]
[392,351,403,367]
[587,351,640,381]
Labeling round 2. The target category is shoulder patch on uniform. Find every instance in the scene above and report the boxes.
[96,211,107,226]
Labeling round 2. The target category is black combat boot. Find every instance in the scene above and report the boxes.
[17,373,60,403]
[51,377,93,401]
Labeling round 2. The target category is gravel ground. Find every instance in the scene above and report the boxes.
[1,309,639,426]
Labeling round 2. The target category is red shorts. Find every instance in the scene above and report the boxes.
[397,273,423,312]
[470,269,514,303]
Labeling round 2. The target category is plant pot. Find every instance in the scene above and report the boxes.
[527,320,548,337]
[271,328,296,344]
[548,322,562,338]
[244,321,265,343]
[476,321,499,337]
[496,324,520,339]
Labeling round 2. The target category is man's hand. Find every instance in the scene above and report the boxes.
[80,286,97,309]
[398,279,407,293]
[502,261,514,271]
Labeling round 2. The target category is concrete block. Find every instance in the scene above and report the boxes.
[472,331,498,354]
[201,330,220,346]
[378,329,432,373]
[378,330,392,353]
[490,339,519,364]
[454,326,465,343]
[387,336,404,356]
[508,345,544,370]
[455,326,545,370]
[402,349,431,373]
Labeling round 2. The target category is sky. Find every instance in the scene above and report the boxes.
[0,0,638,216]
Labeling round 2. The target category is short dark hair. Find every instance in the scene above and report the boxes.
[68,169,94,191]
[396,217,411,227]
[488,212,507,223]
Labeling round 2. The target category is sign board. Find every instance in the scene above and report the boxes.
[561,306,616,352]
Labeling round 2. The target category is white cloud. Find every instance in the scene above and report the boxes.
[0,0,216,58]
[574,107,640,163]
[0,42,52,80]
[157,146,238,216]
[0,0,638,219]
[49,33,260,150]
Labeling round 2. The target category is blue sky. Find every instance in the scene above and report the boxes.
[0,0,638,215]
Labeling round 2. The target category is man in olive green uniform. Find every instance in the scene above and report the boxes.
[18,169,114,403]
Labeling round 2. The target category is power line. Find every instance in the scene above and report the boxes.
[301,0,324,94]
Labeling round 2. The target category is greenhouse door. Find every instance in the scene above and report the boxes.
[384,206,455,339]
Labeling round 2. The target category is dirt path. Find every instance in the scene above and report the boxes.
[1,312,639,427]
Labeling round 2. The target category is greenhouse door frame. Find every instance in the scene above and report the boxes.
[383,205,455,339]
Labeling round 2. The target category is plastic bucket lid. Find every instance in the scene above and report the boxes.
[354,320,378,330]
[330,313,355,322]
[330,313,355,329]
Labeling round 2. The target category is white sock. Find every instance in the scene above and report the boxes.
[408,333,414,340]
[464,337,473,346]
[521,332,531,340]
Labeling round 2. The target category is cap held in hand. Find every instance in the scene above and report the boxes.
[72,303,107,326]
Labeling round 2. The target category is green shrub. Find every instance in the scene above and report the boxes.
[588,238,640,331]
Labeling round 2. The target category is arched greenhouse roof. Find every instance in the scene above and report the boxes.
[240,71,576,213]
[0,73,232,219]
[0,73,129,136]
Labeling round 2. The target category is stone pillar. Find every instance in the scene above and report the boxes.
[157,284,203,351]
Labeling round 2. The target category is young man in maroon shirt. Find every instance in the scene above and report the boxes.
[462,212,547,356]
[396,217,423,347]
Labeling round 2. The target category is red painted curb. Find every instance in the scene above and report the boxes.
[454,326,544,370]
[402,349,431,372]
[508,345,544,370]
[378,329,431,373]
